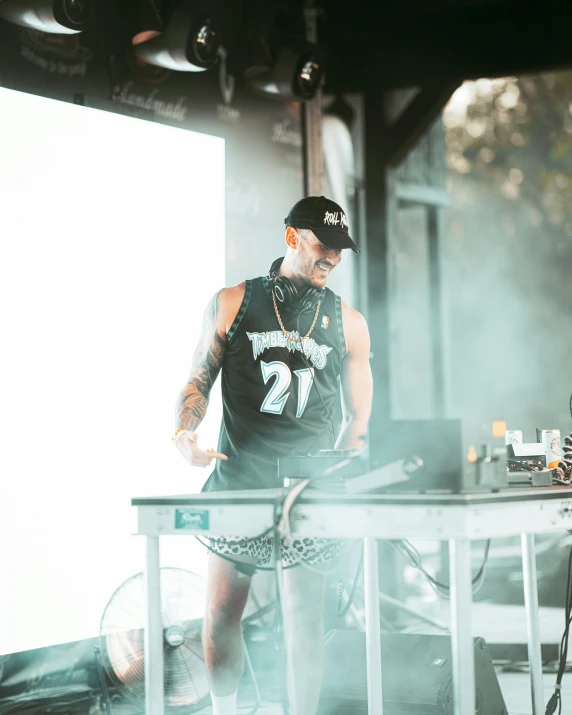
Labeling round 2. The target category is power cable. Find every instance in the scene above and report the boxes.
[546,545,572,715]
[390,539,491,599]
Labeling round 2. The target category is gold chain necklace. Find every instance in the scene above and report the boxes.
[271,287,322,344]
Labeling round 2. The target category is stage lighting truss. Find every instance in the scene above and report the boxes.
[0,0,91,34]
[244,36,325,102]
[132,0,221,73]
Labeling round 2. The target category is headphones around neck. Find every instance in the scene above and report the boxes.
[268,258,324,312]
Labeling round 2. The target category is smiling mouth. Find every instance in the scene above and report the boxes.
[316,261,332,273]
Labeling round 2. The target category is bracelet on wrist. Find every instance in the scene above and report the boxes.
[172,428,188,443]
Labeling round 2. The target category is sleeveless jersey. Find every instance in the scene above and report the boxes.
[203,274,346,491]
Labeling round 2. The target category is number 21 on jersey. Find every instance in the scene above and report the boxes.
[259,360,314,418]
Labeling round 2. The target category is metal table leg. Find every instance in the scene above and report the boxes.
[364,537,383,714]
[449,539,475,715]
[521,533,545,715]
[144,535,164,715]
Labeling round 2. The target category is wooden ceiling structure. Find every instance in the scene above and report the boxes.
[322,0,572,92]
[312,0,572,430]
[318,0,572,166]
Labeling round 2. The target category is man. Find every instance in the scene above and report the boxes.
[174,196,373,715]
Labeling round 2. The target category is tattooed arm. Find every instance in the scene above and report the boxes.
[175,283,246,468]
[176,290,226,432]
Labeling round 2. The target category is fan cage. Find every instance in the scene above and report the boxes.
[99,567,211,711]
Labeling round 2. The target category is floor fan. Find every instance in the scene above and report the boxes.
[98,568,211,713]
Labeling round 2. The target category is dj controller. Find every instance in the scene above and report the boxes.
[278,419,572,494]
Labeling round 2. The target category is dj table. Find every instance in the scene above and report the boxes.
[132,486,572,715]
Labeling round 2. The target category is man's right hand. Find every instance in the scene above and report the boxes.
[175,431,228,468]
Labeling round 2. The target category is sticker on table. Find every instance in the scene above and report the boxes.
[175,508,210,530]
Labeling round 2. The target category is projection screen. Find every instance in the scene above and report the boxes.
[0,87,225,655]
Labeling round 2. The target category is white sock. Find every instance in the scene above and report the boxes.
[211,691,237,715]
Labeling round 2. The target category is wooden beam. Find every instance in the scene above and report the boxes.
[383,81,460,168]
[363,88,391,425]
[387,0,512,14]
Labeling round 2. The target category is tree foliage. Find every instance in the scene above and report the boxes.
[444,73,572,246]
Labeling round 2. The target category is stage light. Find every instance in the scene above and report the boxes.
[132,0,221,73]
[131,0,162,47]
[0,0,91,34]
[244,37,325,101]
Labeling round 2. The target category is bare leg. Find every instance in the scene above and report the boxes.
[282,564,328,715]
[203,553,255,696]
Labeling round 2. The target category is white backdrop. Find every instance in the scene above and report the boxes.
[0,88,225,654]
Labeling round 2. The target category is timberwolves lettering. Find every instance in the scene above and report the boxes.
[246,330,333,370]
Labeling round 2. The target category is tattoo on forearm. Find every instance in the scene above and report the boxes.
[176,291,226,431]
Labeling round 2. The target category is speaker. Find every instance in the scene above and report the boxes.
[318,630,508,715]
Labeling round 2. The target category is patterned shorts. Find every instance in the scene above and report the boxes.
[207,534,344,566]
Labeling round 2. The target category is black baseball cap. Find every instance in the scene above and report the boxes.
[284,195,360,254]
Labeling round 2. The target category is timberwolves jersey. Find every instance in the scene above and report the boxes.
[203,272,346,491]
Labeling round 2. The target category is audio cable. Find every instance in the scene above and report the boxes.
[337,543,364,617]
[390,538,491,599]
[545,545,572,715]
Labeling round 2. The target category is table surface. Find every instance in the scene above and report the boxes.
[132,485,572,540]
[132,484,572,507]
